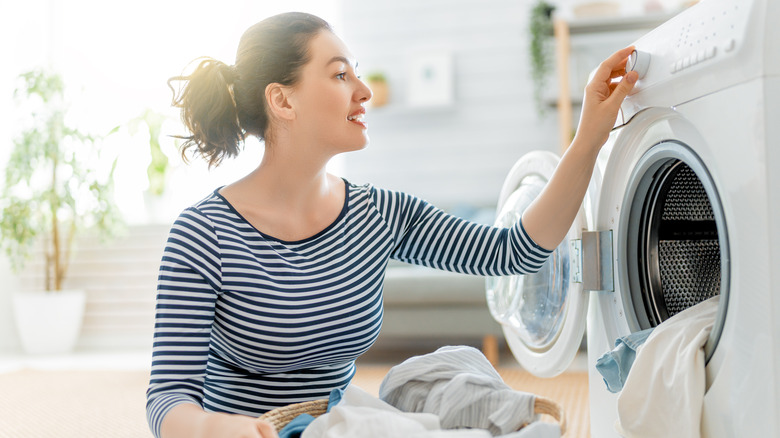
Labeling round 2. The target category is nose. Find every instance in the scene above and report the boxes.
[357,78,373,103]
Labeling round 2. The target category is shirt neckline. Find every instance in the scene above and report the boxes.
[213,177,351,245]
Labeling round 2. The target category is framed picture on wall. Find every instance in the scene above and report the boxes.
[407,51,454,107]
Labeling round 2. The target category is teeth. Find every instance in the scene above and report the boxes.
[348,114,364,122]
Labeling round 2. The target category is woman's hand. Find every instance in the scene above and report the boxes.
[199,414,279,438]
[161,404,280,438]
[574,46,639,152]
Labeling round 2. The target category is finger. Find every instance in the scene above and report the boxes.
[605,71,638,112]
[256,419,279,438]
[592,46,635,83]
[609,67,628,79]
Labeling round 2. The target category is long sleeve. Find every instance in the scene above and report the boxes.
[370,186,553,276]
[146,207,222,438]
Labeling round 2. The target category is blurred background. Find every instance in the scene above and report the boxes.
[0,0,693,359]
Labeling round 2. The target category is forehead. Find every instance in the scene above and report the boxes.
[307,30,356,69]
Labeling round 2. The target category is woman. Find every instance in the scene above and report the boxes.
[146,11,637,438]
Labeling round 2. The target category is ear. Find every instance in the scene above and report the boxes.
[265,83,295,121]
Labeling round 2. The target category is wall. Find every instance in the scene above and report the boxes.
[338,0,559,211]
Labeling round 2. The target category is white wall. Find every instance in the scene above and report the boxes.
[338,0,559,211]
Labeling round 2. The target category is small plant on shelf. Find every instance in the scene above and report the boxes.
[364,71,389,108]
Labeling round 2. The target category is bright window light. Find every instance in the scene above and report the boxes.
[2,0,342,225]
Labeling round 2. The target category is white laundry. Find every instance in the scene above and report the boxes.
[379,345,558,436]
[301,385,560,438]
[616,296,720,438]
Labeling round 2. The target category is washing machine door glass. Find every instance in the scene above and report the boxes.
[486,151,590,378]
[487,176,566,347]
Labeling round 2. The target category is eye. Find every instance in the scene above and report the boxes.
[336,72,347,81]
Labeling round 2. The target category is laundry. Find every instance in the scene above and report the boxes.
[615,296,719,438]
[379,345,559,436]
[301,385,560,438]
[595,327,655,393]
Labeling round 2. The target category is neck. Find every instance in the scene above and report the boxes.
[244,138,337,210]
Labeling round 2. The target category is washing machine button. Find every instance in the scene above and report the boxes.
[627,49,651,79]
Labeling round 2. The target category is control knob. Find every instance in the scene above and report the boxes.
[627,49,651,79]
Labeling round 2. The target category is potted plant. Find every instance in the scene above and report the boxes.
[529,0,556,117]
[364,71,389,108]
[1,69,123,354]
[129,108,176,222]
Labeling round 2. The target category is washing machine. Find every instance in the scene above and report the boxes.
[486,0,779,436]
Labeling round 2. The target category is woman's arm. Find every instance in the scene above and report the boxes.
[521,46,638,250]
[374,186,552,276]
[145,208,227,437]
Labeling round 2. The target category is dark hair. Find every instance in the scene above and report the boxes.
[168,12,332,167]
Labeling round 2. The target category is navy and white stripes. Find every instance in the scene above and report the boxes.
[145,180,552,437]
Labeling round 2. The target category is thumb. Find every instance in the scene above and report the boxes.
[606,71,638,111]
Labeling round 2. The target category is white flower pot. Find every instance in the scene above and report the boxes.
[12,289,86,355]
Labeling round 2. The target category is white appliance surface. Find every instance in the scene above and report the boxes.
[487,0,779,436]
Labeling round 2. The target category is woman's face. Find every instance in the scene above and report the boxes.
[287,30,373,155]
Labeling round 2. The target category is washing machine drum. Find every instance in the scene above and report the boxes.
[630,160,721,325]
[623,143,729,358]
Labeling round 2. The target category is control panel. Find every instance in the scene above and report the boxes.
[621,0,760,117]
[666,3,744,75]
[633,0,752,85]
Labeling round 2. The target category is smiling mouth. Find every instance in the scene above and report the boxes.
[347,113,365,123]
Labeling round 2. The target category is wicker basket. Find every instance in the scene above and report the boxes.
[259,395,567,435]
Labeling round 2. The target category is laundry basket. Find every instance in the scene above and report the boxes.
[259,395,567,435]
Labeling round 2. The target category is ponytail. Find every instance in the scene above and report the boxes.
[169,12,332,168]
[168,58,245,168]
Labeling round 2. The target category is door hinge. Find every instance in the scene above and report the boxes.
[571,230,614,292]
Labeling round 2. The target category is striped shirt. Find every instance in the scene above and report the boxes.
[145,180,552,437]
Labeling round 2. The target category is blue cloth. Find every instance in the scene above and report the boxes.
[278,414,316,438]
[595,328,654,393]
[278,388,346,438]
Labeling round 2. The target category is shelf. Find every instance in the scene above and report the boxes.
[565,12,678,34]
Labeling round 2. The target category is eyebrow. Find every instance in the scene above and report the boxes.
[327,56,358,70]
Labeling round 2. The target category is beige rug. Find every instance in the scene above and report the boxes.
[0,367,589,437]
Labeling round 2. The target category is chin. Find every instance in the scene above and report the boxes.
[351,136,370,151]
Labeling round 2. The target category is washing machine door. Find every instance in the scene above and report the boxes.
[486,150,592,378]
